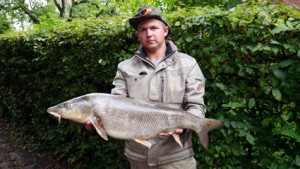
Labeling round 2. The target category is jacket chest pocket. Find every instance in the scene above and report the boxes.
[122,70,150,98]
[163,70,186,104]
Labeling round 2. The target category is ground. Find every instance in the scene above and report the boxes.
[0,118,69,169]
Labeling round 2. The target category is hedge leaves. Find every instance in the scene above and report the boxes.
[1,2,299,169]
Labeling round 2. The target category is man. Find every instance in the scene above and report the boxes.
[87,5,206,169]
[111,5,206,168]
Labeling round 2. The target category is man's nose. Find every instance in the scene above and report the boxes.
[146,29,153,37]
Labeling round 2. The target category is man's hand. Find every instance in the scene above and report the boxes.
[85,118,102,130]
[159,128,183,136]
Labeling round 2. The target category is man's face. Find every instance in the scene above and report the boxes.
[136,19,169,52]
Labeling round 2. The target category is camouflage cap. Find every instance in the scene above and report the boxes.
[129,5,171,33]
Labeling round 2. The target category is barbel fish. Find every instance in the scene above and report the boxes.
[47,93,223,149]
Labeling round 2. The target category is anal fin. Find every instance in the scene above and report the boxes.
[172,133,183,147]
[134,139,152,149]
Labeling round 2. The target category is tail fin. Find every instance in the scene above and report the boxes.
[197,118,223,149]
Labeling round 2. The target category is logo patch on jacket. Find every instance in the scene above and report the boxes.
[197,84,201,91]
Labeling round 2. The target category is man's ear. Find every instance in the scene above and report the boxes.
[164,26,169,37]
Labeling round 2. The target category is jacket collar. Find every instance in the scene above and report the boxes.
[135,40,178,60]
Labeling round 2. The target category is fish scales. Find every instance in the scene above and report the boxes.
[47,93,223,149]
[95,95,197,140]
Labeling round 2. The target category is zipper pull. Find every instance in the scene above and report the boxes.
[161,76,164,92]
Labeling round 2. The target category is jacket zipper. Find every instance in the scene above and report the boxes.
[161,76,164,103]
[135,51,176,69]
[136,55,155,68]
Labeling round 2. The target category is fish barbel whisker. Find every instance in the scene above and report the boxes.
[49,111,61,123]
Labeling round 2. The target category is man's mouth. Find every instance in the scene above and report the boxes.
[147,39,155,42]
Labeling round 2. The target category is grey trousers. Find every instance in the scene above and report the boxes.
[128,157,197,169]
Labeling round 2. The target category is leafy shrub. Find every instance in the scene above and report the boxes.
[0,2,299,169]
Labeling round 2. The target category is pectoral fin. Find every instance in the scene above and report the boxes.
[134,139,152,149]
[172,133,183,147]
[90,116,108,141]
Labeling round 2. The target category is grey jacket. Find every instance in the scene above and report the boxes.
[111,40,206,166]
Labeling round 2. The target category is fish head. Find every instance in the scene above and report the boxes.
[47,96,93,123]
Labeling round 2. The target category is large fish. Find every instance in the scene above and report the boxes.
[47,93,223,149]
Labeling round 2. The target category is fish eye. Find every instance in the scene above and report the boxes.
[66,104,73,109]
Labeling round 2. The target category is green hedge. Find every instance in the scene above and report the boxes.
[1,2,299,168]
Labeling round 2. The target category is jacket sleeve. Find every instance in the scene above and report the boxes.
[183,62,206,118]
[111,68,128,97]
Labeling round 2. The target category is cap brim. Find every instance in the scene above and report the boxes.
[129,15,163,30]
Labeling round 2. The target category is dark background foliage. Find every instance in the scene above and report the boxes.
[0,2,299,168]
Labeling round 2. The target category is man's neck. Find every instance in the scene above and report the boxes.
[145,43,167,62]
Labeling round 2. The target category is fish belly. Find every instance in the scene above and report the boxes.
[94,97,197,140]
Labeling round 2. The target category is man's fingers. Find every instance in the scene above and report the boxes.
[85,121,93,130]
[159,132,170,137]
[85,118,102,130]
[175,128,183,134]
[97,118,103,127]
[159,128,183,137]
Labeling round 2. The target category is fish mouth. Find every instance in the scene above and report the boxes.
[48,111,62,123]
